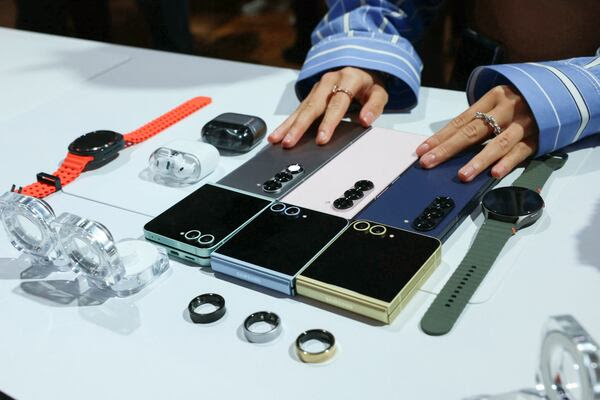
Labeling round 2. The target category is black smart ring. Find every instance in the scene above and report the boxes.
[188,293,226,324]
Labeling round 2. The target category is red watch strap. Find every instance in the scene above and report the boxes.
[21,153,94,198]
[123,96,212,146]
[19,96,211,199]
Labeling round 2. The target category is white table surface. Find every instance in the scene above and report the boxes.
[0,28,599,400]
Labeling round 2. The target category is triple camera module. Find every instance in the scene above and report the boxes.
[262,164,304,193]
[333,180,374,210]
[412,196,455,232]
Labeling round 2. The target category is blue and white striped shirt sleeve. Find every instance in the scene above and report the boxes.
[296,0,442,111]
[467,57,600,156]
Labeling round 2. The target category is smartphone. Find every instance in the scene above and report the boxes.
[217,120,369,198]
[282,127,423,217]
[143,183,272,266]
[356,147,497,241]
[210,202,348,295]
[296,220,441,324]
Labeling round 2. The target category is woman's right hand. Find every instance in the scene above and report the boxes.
[268,67,389,148]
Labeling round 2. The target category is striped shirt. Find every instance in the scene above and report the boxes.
[296,0,600,156]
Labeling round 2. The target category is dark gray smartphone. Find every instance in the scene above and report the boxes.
[217,120,370,198]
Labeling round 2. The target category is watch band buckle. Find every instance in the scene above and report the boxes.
[36,173,62,191]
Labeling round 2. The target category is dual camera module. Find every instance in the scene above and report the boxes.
[181,229,216,247]
[269,202,302,217]
[333,180,374,210]
[262,164,304,193]
[353,220,387,236]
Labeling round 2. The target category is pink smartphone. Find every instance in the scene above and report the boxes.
[282,127,424,217]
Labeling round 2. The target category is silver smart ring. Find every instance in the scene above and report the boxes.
[243,311,282,343]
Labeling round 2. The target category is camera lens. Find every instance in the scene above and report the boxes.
[353,221,371,231]
[412,217,435,231]
[435,196,455,209]
[262,180,282,193]
[274,171,293,182]
[344,188,364,200]
[333,197,353,210]
[369,225,387,236]
[270,203,286,213]
[198,234,215,246]
[286,163,304,174]
[184,230,202,240]
[354,180,374,191]
[424,207,443,218]
[284,206,301,216]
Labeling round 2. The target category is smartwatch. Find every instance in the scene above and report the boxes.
[420,152,568,336]
[17,96,211,199]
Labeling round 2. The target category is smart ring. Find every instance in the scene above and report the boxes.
[284,206,300,217]
[353,221,370,231]
[188,293,226,324]
[369,225,387,236]
[295,329,336,363]
[270,203,286,213]
[198,234,215,246]
[243,311,282,343]
[184,230,202,240]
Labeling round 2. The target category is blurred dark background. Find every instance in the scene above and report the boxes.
[1,0,598,90]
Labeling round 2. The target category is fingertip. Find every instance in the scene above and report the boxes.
[359,111,375,127]
[316,130,331,145]
[415,142,430,156]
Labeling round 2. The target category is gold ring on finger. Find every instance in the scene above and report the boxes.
[332,84,354,100]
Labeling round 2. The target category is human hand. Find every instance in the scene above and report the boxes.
[268,67,388,148]
[416,85,539,181]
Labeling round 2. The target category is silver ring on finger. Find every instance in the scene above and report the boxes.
[332,84,354,100]
[474,111,503,136]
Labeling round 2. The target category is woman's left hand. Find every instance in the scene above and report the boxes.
[416,85,539,181]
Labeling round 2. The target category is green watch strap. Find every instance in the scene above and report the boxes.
[511,154,566,192]
[420,219,514,336]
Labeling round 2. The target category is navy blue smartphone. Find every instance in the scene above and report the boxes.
[356,148,497,241]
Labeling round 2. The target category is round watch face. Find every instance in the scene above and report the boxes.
[482,186,544,218]
[68,130,125,156]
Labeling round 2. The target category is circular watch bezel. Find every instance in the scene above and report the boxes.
[481,186,544,229]
[68,130,125,169]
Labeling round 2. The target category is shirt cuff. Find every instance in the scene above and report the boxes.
[295,35,422,111]
[467,62,600,156]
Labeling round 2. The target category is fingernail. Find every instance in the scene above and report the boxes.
[363,111,374,125]
[492,164,505,177]
[317,130,328,143]
[282,134,293,146]
[421,153,436,167]
[416,143,430,154]
[459,165,475,179]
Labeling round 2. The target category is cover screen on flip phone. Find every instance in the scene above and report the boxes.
[144,184,271,249]
[214,203,348,276]
[301,221,440,302]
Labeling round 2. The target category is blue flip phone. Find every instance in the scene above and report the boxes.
[356,148,497,241]
[211,202,348,295]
